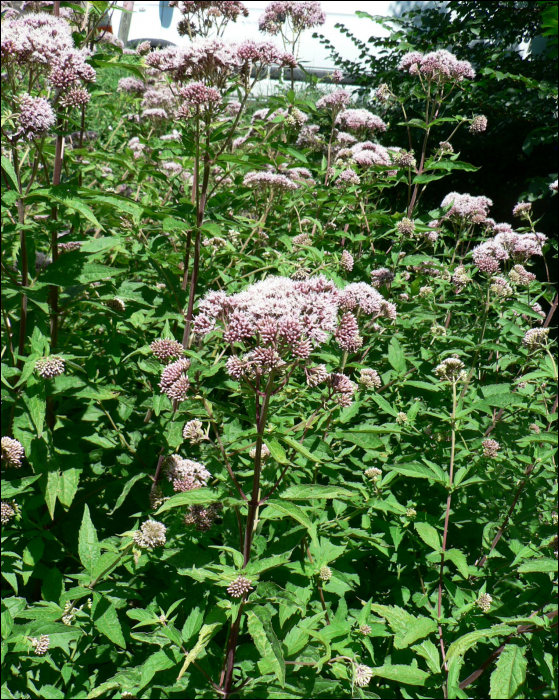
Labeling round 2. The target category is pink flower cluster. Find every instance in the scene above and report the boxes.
[117,77,147,94]
[1,13,73,67]
[159,358,191,402]
[145,38,296,86]
[15,93,55,140]
[164,454,210,493]
[441,192,493,223]
[316,89,351,112]
[243,171,299,191]
[398,50,475,83]
[180,82,222,105]
[258,2,327,35]
[472,230,546,274]
[194,276,395,399]
[335,109,387,134]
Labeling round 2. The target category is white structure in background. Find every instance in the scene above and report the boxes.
[111,1,418,69]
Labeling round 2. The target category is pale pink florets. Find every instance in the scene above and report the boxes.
[316,89,351,112]
[258,1,326,35]
[399,49,475,82]
[335,312,362,352]
[371,268,395,288]
[341,250,354,272]
[243,171,299,191]
[335,109,386,134]
[180,81,222,105]
[337,169,361,187]
[15,93,55,140]
[441,192,493,223]
[469,115,487,133]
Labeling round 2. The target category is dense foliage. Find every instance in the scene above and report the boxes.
[1,2,557,699]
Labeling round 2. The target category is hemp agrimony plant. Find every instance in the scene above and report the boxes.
[1,2,557,699]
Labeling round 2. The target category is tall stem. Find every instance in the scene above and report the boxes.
[437,380,457,698]
[222,371,276,697]
[12,148,27,370]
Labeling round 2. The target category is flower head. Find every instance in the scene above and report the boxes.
[482,439,500,458]
[30,635,50,656]
[354,664,374,687]
[15,93,55,140]
[360,368,381,390]
[133,520,167,549]
[150,338,184,364]
[435,357,467,383]
[335,109,386,134]
[476,593,492,613]
[397,218,415,236]
[1,500,18,525]
[35,356,65,378]
[398,49,475,83]
[319,565,332,581]
[469,115,487,133]
[523,328,549,349]
[1,437,24,468]
[183,419,206,444]
[227,575,253,598]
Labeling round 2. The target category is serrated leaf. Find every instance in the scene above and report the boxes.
[181,607,204,643]
[78,505,99,575]
[267,438,288,464]
[58,468,81,508]
[517,557,558,573]
[140,649,176,688]
[372,664,430,685]
[445,549,470,578]
[280,484,353,500]
[281,435,321,462]
[247,607,285,687]
[108,472,147,514]
[388,337,406,373]
[415,523,442,552]
[93,597,126,648]
[370,394,398,417]
[155,487,222,514]
[446,626,516,662]
[261,501,317,542]
[412,639,441,674]
[178,623,222,680]
[489,645,527,699]
[370,605,437,649]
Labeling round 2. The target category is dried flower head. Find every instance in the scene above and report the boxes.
[319,565,332,581]
[419,286,433,298]
[133,520,167,549]
[490,276,513,298]
[529,423,541,434]
[292,232,313,246]
[150,338,184,364]
[435,357,467,383]
[396,412,408,425]
[523,328,549,350]
[405,507,417,520]
[482,439,500,458]
[452,265,471,290]
[182,419,205,444]
[35,356,65,378]
[360,368,381,390]
[354,664,374,687]
[30,634,50,656]
[431,323,447,337]
[227,575,253,598]
[476,593,492,613]
[359,623,372,635]
[1,437,24,468]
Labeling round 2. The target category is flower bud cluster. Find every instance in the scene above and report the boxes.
[133,520,167,549]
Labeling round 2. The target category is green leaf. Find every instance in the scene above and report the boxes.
[370,394,398,417]
[267,438,288,463]
[372,664,430,685]
[280,485,353,500]
[78,505,99,575]
[1,474,41,498]
[412,639,441,674]
[388,337,406,373]
[181,607,204,643]
[446,626,516,662]
[389,463,444,481]
[261,501,317,542]
[415,523,442,552]
[489,645,527,699]
[58,468,81,508]
[155,487,222,514]
[93,597,126,648]
[140,649,176,688]
[370,605,437,649]
[109,472,147,514]
[247,607,285,687]
[44,470,59,520]
[517,558,557,573]
[445,549,470,578]
[178,623,223,680]
[280,435,321,462]
[1,155,20,192]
